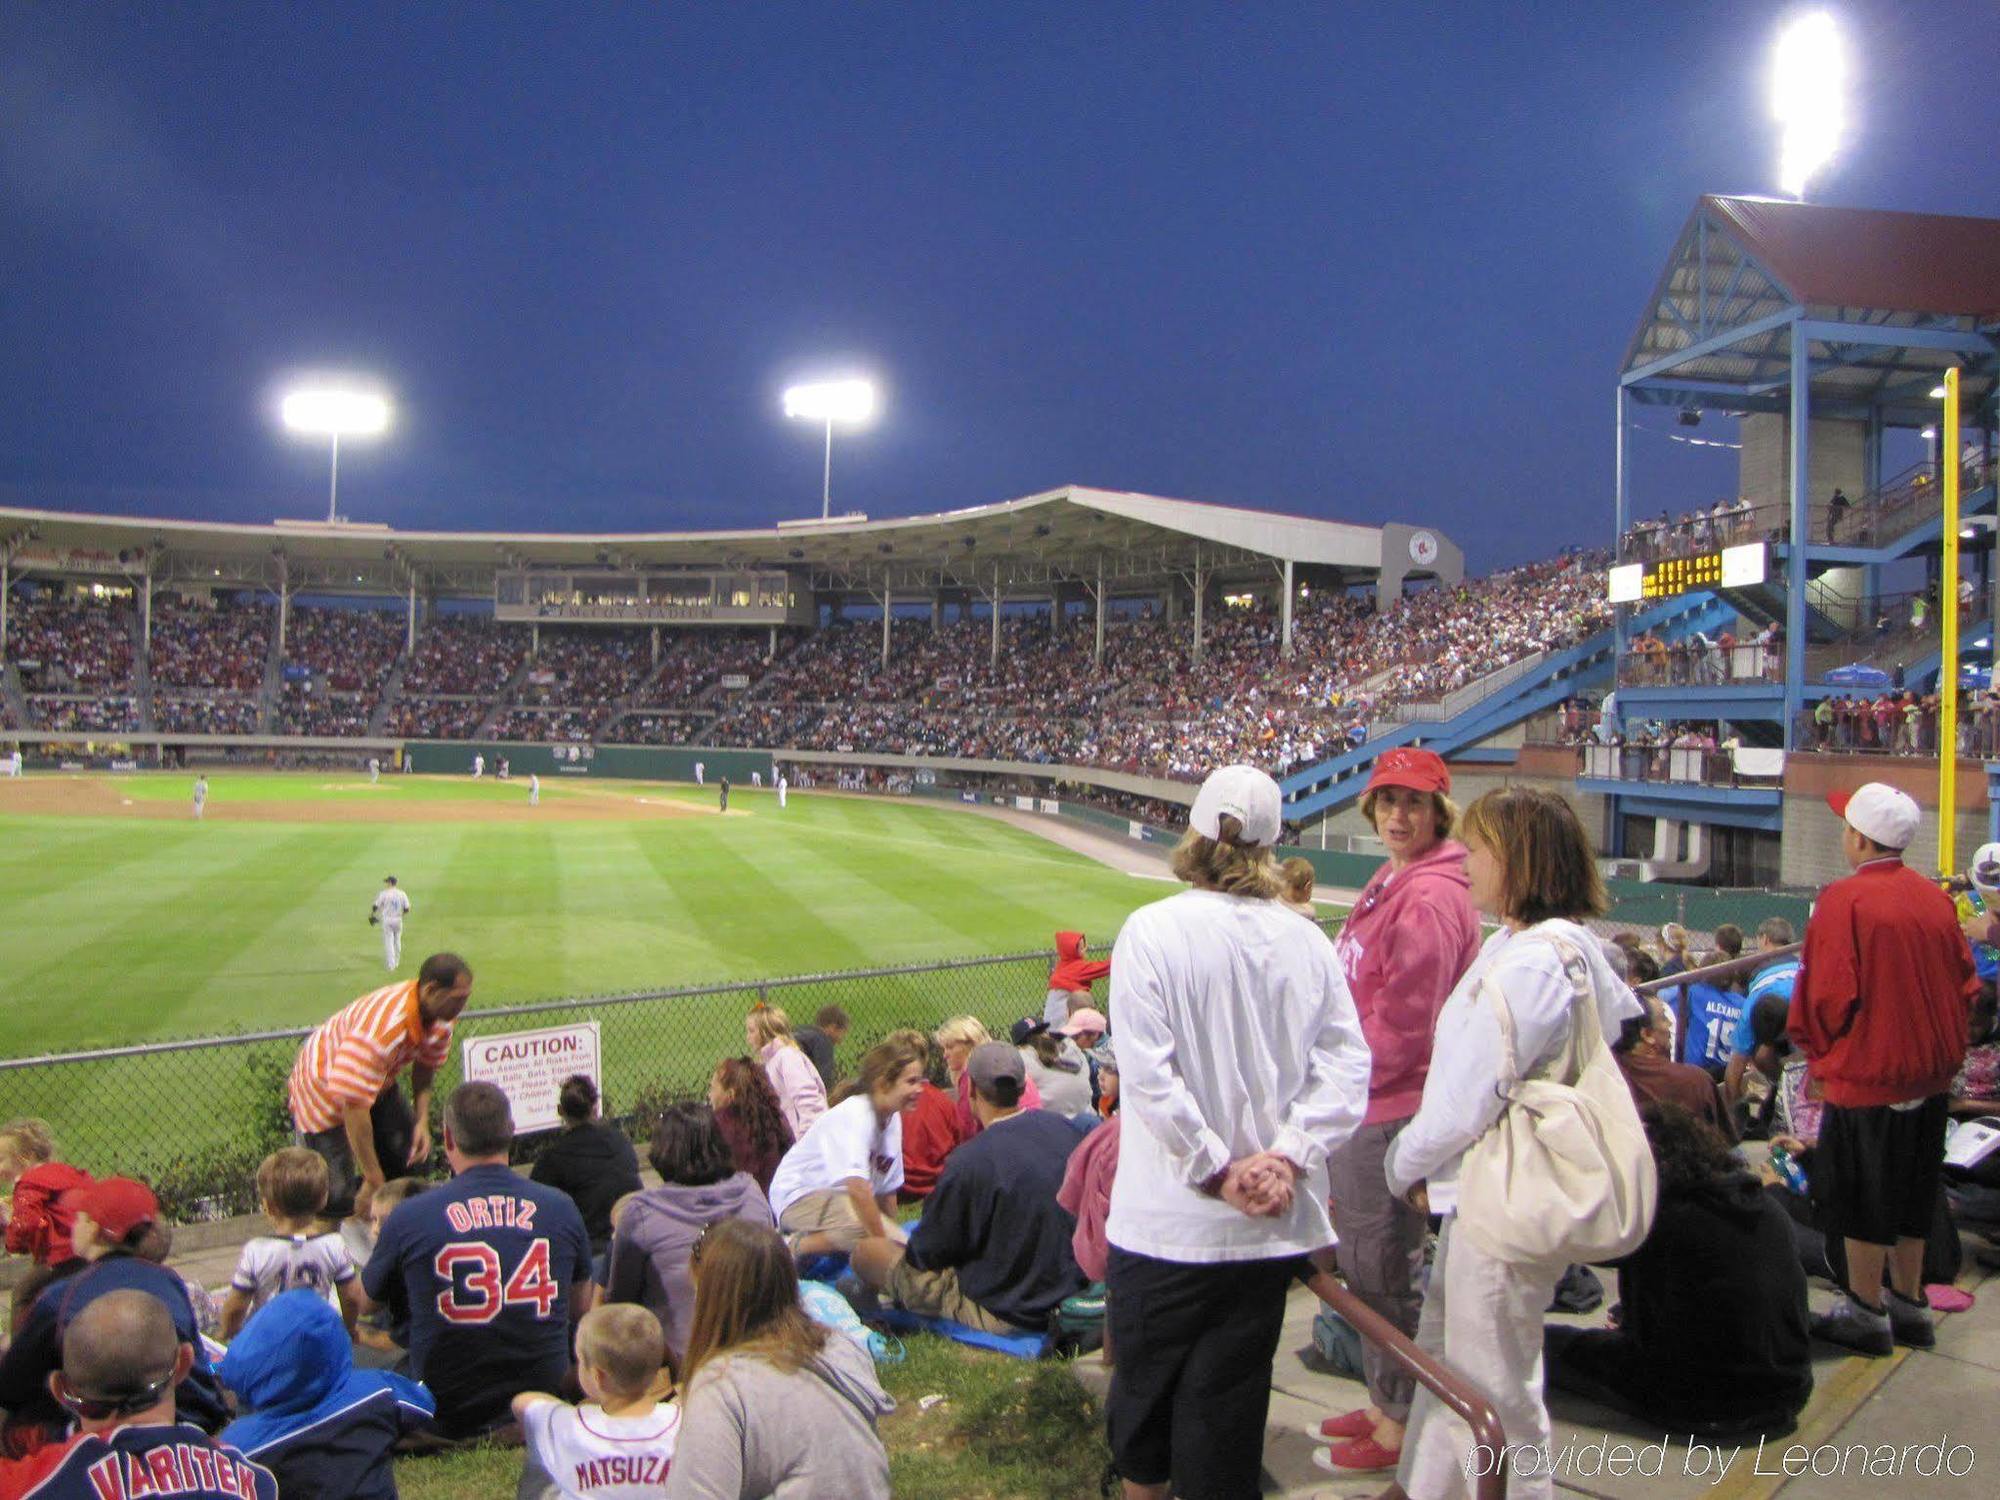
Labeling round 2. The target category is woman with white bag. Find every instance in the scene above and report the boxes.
[1382,788,1654,1500]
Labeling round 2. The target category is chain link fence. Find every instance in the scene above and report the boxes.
[0,887,1811,1222]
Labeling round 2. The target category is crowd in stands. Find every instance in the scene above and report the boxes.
[604,710,711,746]
[157,695,262,735]
[6,763,1999,1497]
[150,598,270,692]
[399,617,530,695]
[29,694,139,732]
[386,696,492,740]
[4,598,133,693]
[517,627,650,707]
[490,706,601,743]
[275,606,406,736]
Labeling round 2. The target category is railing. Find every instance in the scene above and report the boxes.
[1315,1278,1508,1500]
[1617,641,1783,688]
[1616,455,1997,562]
[1380,651,1550,725]
[1578,743,1784,788]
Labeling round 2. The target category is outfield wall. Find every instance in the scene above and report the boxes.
[402,741,776,782]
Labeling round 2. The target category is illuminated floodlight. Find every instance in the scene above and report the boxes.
[1772,13,1845,199]
[783,378,879,518]
[279,384,392,522]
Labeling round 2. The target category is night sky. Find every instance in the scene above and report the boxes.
[3,3,1996,568]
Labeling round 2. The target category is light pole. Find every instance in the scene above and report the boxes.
[281,386,392,523]
[783,379,878,519]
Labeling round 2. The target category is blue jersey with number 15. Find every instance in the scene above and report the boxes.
[363,1163,591,1437]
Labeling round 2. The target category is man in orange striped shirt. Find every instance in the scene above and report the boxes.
[289,953,475,1218]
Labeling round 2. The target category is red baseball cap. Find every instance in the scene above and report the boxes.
[63,1177,159,1242]
[1366,747,1450,797]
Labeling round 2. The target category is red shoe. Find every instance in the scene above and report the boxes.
[1314,1437,1402,1474]
[1318,1409,1375,1440]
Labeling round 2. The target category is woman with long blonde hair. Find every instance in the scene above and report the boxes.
[933,1015,1040,1136]
[664,1218,891,1500]
[746,1004,826,1140]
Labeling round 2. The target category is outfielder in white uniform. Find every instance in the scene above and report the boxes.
[368,757,380,783]
[2,750,21,777]
[777,774,787,808]
[751,770,763,788]
[370,876,412,971]
[192,775,208,820]
[529,773,540,807]
[694,761,705,786]
[472,754,485,779]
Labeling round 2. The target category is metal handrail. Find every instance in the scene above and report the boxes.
[1315,1278,1508,1500]
[1633,942,1800,996]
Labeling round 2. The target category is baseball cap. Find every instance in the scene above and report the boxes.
[1056,1007,1107,1039]
[1970,842,2000,895]
[1008,1016,1044,1047]
[1826,782,1920,851]
[1188,764,1283,848]
[1366,747,1450,797]
[1089,1038,1118,1074]
[967,1041,1026,1104]
[64,1177,159,1242]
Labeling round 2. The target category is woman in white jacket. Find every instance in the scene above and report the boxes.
[1381,787,1640,1500]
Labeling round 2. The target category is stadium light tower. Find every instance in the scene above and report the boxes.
[783,378,877,519]
[280,385,392,523]
[1772,12,1846,200]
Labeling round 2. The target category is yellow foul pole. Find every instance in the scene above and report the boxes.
[1940,366,1961,876]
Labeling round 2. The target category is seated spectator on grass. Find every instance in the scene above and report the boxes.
[220,1147,360,1340]
[605,1103,771,1370]
[889,1031,968,1203]
[1056,1111,1121,1283]
[0,1117,92,1270]
[707,1057,795,1197]
[766,1038,926,1259]
[790,1006,850,1091]
[662,1219,891,1500]
[934,1016,1041,1138]
[854,1041,1090,1335]
[1546,1104,1811,1439]
[1010,1016,1094,1118]
[0,1290,276,1498]
[1043,930,1111,1026]
[0,1178,229,1447]
[219,1289,435,1500]
[355,1177,427,1355]
[515,1304,680,1500]
[1613,995,1737,1142]
[746,1006,827,1141]
[530,1075,643,1273]
[360,1082,593,1439]
[1090,1040,1119,1118]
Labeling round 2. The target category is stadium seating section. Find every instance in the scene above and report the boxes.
[3,553,1611,778]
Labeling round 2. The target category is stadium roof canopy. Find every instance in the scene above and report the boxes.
[1621,195,2000,422]
[0,485,1460,602]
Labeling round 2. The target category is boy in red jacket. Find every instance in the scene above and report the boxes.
[1790,784,1978,1355]
[1042,930,1111,1026]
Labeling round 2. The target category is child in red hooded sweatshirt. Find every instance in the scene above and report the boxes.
[1043,931,1111,1026]
[0,1119,92,1272]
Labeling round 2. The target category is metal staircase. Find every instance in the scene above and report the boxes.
[0,663,29,730]
[367,649,412,737]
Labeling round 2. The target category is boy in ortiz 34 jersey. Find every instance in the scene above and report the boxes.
[360,1083,591,1438]
[514,1304,680,1500]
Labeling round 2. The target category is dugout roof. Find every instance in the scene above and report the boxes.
[0,486,1460,600]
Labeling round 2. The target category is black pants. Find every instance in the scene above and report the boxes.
[300,1084,416,1217]
[1812,1095,1949,1247]
[1105,1247,1301,1500]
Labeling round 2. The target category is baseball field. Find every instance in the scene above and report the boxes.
[0,770,1164,1056]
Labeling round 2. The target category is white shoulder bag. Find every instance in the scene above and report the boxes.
[1456,932,1657,1267]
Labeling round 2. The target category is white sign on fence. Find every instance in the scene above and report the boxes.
[1013,795,1035,811]
[462,1021,601,1134]
[1038,798,1060,815]
[1128,820,1145,840]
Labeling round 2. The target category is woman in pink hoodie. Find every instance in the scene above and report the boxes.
[1317,748,1481,1475]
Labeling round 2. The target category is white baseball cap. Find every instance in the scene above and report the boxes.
[1189,764,1283,848]
[1969,842,2000,895]
[1826,782,1920,852]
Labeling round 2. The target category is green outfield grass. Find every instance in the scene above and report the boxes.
[0,773,1163,1056]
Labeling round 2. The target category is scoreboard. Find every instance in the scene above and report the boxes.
[1607,542,1766,604]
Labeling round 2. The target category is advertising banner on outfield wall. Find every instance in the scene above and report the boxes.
[1013,795,1035,811]
[1038,798,1060,814]
[462,1021,602,1134]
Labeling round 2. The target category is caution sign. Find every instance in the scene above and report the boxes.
[461,1021,602,1133]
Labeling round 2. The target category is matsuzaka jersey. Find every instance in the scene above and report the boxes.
[361,1163,591,1437]
[372,888,411,925]
[521,1400,682,1500]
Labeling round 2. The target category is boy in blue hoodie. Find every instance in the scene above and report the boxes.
[219,1289,435,1500]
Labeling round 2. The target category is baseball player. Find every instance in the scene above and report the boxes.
[718,775,730,813]
[3,748,21,777]
[368,756,380,783]
[192,775,208,820]
[370,876,412,970]
[694,760,705,786]
[528,773,540,807]
[472,754,484,779]
[752,770,763,788]
[777,772,788,808]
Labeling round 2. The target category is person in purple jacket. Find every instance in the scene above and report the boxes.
[1318,748,1481,1475]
